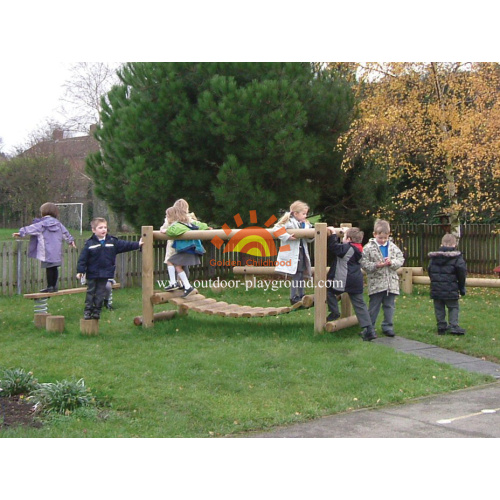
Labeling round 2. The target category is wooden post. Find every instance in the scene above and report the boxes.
[80,319,99,335]
[141,226,154,328]
[34,313,50,328]
[340,293,352,318]
[46,315,65,333]
[314,223,327,334]
[401,267,413,294]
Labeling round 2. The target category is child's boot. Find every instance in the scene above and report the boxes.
[362,326,377,342]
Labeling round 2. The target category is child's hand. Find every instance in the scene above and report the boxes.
[139,238,144,247]
[70,241,77,249]
[376,261,386,268]
[384,257,392,266]
[76,273,83,279]
[12,232,20,238]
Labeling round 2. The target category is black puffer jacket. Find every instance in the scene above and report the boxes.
[428,246,467,300]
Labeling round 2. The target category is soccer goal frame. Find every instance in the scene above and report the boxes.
[55,202,83,235]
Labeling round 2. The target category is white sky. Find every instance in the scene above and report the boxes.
[0,62,73,155]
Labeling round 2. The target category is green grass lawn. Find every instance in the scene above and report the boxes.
[0,282,498,438]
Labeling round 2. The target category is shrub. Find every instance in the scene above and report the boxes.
[0,368,39,397]
[31,379,96,415]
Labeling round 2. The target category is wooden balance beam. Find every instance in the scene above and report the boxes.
[24,283,121,300]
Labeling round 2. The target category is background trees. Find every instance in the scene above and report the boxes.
[86,62,356,228]
[340,62,500,234]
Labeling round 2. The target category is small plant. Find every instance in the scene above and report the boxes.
[31,379,96,415]
[0,368,39,397]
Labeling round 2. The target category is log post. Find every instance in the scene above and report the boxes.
[80,319,99,335]
[401,267,413,294]
[46,315,65,333]
[340,293,352,318]
[314,223,327,334]
[34,313,50,328]
[141,226,154,328]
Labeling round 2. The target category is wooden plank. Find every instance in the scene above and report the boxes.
[24,283,121,299]
[151,289,197,304]
[181,298,218,310]
[227,306,255,318]
[191,301,229,314]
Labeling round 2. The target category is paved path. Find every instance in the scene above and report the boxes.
[250,337,500,438]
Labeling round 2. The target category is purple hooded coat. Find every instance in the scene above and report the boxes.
[19,216,74,264]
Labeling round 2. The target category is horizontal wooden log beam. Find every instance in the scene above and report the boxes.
[413,276,500,288]
[153,228,316,242]
[233,266,424,276]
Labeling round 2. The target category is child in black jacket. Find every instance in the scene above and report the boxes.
[326,227,377,341]
[77,217,143,320]
[428,233,467,335]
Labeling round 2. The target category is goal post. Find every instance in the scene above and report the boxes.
[55,203,83,235]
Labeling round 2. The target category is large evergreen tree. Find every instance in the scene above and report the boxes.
[86,62,355,228]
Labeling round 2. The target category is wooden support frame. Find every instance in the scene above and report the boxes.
[141,222,330,333]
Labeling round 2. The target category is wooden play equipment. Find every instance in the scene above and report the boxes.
[24,283,121,319]
[80,319,99,336]
[140,224,329,332]
[400,268,500,294]
[46,315,65,333]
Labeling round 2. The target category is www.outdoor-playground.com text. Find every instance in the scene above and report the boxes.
[157,278,344,292]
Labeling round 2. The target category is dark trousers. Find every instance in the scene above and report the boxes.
[327,289,372,329]
[84,278,108,315]
[46,266,59,288]
[433,299,460,329]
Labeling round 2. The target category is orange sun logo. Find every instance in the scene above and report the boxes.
[210,210,290,257]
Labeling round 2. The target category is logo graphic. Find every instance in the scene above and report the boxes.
[210,210,290,257]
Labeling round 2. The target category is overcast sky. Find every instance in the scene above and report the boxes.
[0,62,74,155]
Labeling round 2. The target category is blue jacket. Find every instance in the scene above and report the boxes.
[77,234,140,279]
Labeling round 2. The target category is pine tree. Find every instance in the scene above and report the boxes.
[86,62,355,228]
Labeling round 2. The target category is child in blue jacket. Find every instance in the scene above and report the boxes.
[76,217,143,320]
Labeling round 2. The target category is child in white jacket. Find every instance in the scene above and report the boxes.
[274,200,313,305]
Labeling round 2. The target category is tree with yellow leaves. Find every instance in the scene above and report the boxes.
[339,62,500,235]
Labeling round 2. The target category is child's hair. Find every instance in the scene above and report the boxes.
[277,200,309,225]
[374,219,391,234]
[441,233,457,247]
[346,227,364,243]
[91,217,107,230]
[40,202,59,218]
[174,198,196,223]
[165,206,177,226]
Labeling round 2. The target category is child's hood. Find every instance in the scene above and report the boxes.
[428,246,462,260]
[41,217,61,231]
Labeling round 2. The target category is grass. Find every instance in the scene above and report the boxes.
[1,280,497,438]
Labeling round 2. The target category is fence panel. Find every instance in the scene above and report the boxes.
[392,223,500,274]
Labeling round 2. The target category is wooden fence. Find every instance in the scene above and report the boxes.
[391,223,500,275]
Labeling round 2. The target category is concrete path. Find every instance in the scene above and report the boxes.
[250,337,500,438]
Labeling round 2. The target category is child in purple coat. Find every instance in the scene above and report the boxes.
[13,202,76,292]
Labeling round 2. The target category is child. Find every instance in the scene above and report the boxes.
[160,206,181,291]
[274,200,314,305]
[12,202,76,292]
[326,227,376,341]
[166,206,211,297]
[362,219,405,337]
[428,233,467,335]
[76,217,143,320]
